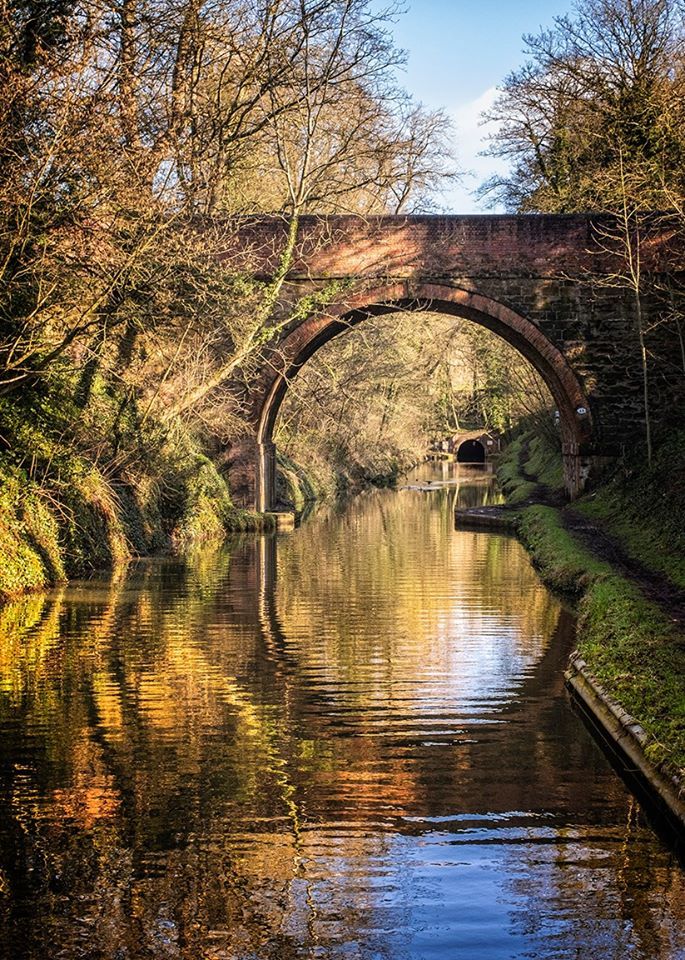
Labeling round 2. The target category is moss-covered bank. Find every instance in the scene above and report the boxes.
[0,371,268,605]
[497,433,564,505]
[276,451,323,513]
[275,448,402,515]
[498,433,685,787]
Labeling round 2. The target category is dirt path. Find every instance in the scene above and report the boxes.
[514,440,685,627]
[562,509,685,628]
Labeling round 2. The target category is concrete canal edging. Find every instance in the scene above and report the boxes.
[566,652,685,833]
[454,506,519,532]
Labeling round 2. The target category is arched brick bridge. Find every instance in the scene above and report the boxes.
[225,214,683,511]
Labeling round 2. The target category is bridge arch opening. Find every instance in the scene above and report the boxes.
[250,283,593,511]
[457,439,486,464]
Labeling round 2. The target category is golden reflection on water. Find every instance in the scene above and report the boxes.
[0,465,683,959]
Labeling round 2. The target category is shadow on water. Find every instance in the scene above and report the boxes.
[0,461,683,959]
[567,692,685,862]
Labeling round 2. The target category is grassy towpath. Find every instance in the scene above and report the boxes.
[498,434,685,789]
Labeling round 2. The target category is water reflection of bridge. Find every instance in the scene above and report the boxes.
[250,523,597,821]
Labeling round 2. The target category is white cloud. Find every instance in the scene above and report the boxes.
[442,87,510,213]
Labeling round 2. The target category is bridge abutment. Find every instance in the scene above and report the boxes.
[228,437,277,513]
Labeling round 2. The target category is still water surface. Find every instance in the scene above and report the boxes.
[0,464,683,959]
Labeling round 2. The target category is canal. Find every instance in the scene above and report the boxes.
[0,463,683,959]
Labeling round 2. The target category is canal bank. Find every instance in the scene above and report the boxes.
[493,434,685,834]
[0,386,273,606]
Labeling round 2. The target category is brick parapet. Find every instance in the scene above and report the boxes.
[224,213,683,281]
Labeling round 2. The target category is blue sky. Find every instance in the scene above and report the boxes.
[384,0,575,211]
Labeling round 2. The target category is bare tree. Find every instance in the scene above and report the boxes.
[479,0,685,461]
[479,0,685,212]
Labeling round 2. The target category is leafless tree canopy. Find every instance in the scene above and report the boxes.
[479,0,685,464]
[480,0,685,212]
[0,0,456,427]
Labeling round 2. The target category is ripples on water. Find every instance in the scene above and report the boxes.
[0,464,683,959]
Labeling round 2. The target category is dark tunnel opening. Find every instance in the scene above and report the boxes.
[457,439,486,464]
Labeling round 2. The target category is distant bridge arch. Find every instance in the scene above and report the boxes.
[457,439,486,464]
[449,431,499,464]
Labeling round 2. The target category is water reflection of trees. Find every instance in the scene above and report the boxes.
[0,488,683,958]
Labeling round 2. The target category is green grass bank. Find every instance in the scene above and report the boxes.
[0,370,268,605]
[498,432,685,786]
[275,447,403,516]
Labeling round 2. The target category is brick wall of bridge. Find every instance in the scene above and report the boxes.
[222,215,685,508]
[230,213,678,280]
